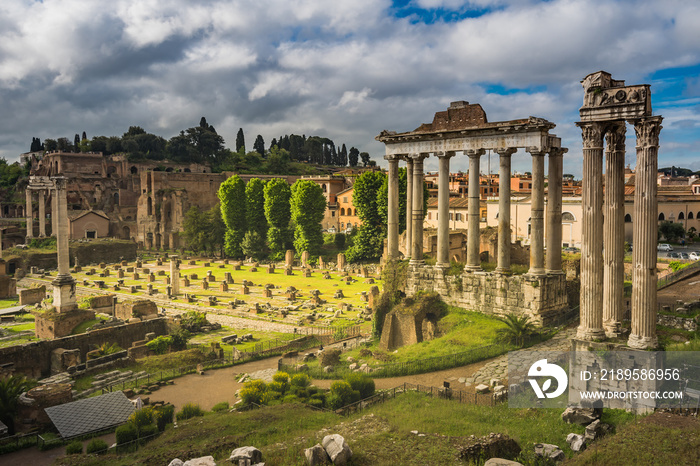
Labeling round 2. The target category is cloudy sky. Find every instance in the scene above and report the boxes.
[1,0,699,177]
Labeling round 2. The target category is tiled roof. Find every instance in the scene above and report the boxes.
[45,391,135,439]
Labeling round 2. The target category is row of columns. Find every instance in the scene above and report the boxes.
[25,188,51,238]
[385,147,566,275]
[576,117,662,349]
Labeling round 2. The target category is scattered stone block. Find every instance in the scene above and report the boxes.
[305,443,330,466]
[475,384,490,394]
[561,407,600,425]
[534,443,564,461]
[322,434,352,465]
[566,433,586,452]
[229,446,262,464]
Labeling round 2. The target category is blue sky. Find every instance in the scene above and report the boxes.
[0,0,699,177]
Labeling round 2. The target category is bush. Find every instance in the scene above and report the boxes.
[334,233,346,249]
[267,380,288,395]
[146,335,172,355]
[154,404,175,432]
[66,441,83,455]
[344,373,375,399]
[128,407,154,433]
[291,373,311,388]
[115,423,138,445]
[180,311,208,332]
[282,394,299,404]
[86,438,108,455]
[176,403,204,421]
[239,379,267,405]
[329,380,360,409]
[170,328,191,350]
[139,424,158,444]
[273,371,290,384]
[211,401,230,412]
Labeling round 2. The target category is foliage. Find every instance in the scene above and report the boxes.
[253,134,265,156]
[211,401,230,412]
[219,175,247,258]
[264,178,292,259]
[245,178,268,241]
[0,374,35,434]
[240,379,268,405]
[328,380,360,409]
[658,221,685,242]
[167,118,226,166]
[28,236,57,249]
[668,260,690,272]
[290,373,311,388]
[334,233,346,249]
[241,230,266,260]
[66,441,83,455]
[346,171,387,262]
[344,373,375,399]
[146,335,172,355]
[290,180,326,256]
[116,423,138,445]
[89,342,122,359]
[182,204,225,255]
[180,311,208,332]
[128,407,154,433]
[0,158,26,188]
[496,314,537,347]
[236,128,245,153]
[154,404,175,432]
[176,403,204,421]
[169,328,191,350]
[86,438,108,455]
[264,146,291,174]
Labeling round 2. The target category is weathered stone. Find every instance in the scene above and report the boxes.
[561,407,599,425]
[458,433,521,464]
[584,419,612,441]
[566,433,586,452]
[533,443,564,461]
[319,348,341,366]
[305,443,330,465]
[168,459,184,466]
[229,446,262,464]
[322,434,352,465]
[475,384,489,394]
[484,459,523,466]
[182,456,216,466]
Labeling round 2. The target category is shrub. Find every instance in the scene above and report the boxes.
[115,423,138,446]
[66,441,83,455]
[154,404,175,432]
[329,380,360,409]
[211,401,230,412]
[146,335,172,354]
[282,394,299,404]
[344,373,375,399]
[139,424,158,444]
[176,403,204,421]
[308,398,325,409]
[273,371,290,384]
[239,379,267,405]
[261,391,281,404]
[180,311,208,332]
[170,328,191,350]
[291,373,311,388]
[267,380,288,395]
[128,407,154,433]
[86,438,108,455]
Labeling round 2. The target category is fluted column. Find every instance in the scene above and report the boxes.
[51,192,58,237]
[629,117,662,349]
[528,149,546,276]
[405,157,414,259]
[465,149,485,271]
[38,189,46,237]
[410,153,428,265]
[385,154,400,261]
[496,148,516,273]
[51,177,77,312]
[436,151,455,268]
[603,123,626,337]
[25,189,34,239]
[577,122,606,340]
[546,147,566,273]
[171,256,180,296]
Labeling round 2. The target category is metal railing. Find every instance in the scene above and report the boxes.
[657,260,700,290]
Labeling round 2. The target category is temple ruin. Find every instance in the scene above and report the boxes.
[576,71,662,349]
[376,101,569,324]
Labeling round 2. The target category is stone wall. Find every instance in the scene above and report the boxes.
[1,318,168,378]
[20,286,46,305]
[657,314,698,332]
[88,294,116,315]
[34,309,96,339]
[406,266,568,326]
[115,299,158,320]
[6,240,137,273]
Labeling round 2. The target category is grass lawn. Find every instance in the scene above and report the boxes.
[53,391,642,466]
[188,325,297,353]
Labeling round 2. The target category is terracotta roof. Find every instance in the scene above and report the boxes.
[67,210,110,222]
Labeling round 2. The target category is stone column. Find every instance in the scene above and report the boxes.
[171,255,180,296]
[410,153,428,265]
[528,149,546,276]
[38,189,46,237]
[436,151,455,268]
[496,148,515,273]
[0,229,3,259]
[603,123,626,337]
[51,192,58,237]
[629,117,663,349]
[51,177,77,313]
[25,189,33,239]
[576,123,606,340]
[546,147,566,273]
[385,154,400,261]
[405,157,414,259]
[465,149,485,271]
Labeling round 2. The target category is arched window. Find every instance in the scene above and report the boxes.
[658,213,665,221]
[624,214,632,223]
[679,212,685,220]
[689,212,695,220]
[340,208,345,216]
[562,211,576,222]
[322,184,327,192]
[113,192,119,205]
[147,197,153,216]
[130,166,138,174]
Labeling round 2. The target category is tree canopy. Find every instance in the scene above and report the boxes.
[290,180,326,255]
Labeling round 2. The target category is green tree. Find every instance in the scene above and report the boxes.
[182,206,208,253]
[0,375,35,434]
[241,230,266,260]
[264,178,292,260]
[264,146,290,174]
[236,128,245,153]
[253,135,265,156]
[348,147,360,167]
[346,171,386,262]
[74,134,80,152]
[360,151,371,167]
[659,221,685,243]
[57,137,72,152]
[245,178,267,241]
[30,137,42,152]
[496,314,537,347]
[43,138,57,151]
[290,180,326,255]
[205,203,226,256]
[218,175,247,258]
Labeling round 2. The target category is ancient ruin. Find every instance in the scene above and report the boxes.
[576,71,662,349]
[377,101,568,324]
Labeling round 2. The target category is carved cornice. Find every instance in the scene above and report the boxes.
[633,117,663,148]
[578,122,604,149]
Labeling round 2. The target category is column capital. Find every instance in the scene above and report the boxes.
[576,121,605,149]
[494,148,517,157]
[383,154,403,162]
[548,147,568,158]
[408,152,429,162]
[605,123,626,152]
[52,176,68,191]
[465,149,485,158]
[526,147,546,156]
[434,151,456,159]
[633,116,663,147]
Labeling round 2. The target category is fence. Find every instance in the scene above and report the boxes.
[0,432,39,454]
[657,260,700,290]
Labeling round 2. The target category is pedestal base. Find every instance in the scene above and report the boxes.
[52,274,77,313]
[627,333,658,350]
[576,326,606,341]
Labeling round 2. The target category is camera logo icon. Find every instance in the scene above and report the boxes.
[528,358,568,399]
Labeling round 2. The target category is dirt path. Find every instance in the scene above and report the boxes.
[0,432,116,466]
[657,272,700,306]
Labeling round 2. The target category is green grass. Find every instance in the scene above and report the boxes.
[0,298,19,309]
[188,325,297,353]
[71,316,109,335]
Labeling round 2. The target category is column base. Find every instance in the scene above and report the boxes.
[604,321,622,338]
[545,269,565,275]
[627,333,658,350]
[526,268,546,277]
[409,259,425,268]
[576,326,606,341]
[52,273,77,313]
[495,267,510,275]
[464,265,482,273]
[434,263,449,270]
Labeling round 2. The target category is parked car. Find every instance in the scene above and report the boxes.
[657,243,673,252]
[690,252,700,261]
[680,252,690,260]
[667,252,680,258]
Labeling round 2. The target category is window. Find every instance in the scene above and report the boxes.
[658,213,665,221]
[624,214,632,223]
[343,197,348,203]
[679,212,685,220]
[689,212,695,220]
[340,208,345,215]
[456,213,462,221]
[428,212,431,219]
[519,183,523,189]
[331,211,335,217]
[86,230,96,239]
[562,212,576,222]
[449,213,453,220]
